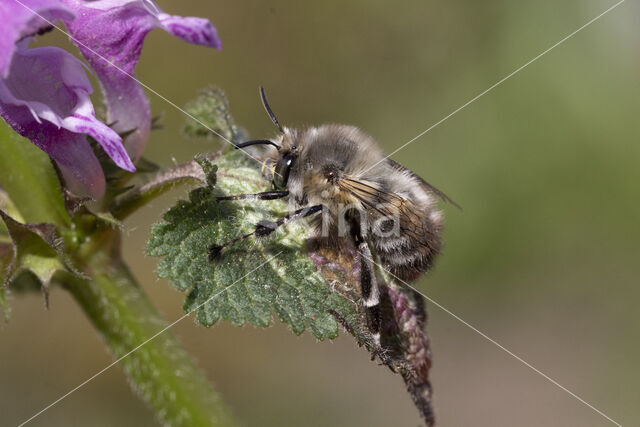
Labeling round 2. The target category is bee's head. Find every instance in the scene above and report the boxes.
[233,86,300,190]
[272,144,298,189]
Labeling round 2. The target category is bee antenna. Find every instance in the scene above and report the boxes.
[259,86,284,134]
[234,139,280,150]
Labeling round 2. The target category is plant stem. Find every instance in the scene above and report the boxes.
[57,229,237,427]
[109,151,223,220]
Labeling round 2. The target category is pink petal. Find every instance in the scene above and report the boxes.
[157,14,221,49]
[0,102,105,198]
[62,0,221,161]
[0,46,135,172]
[0,0,74,77]
[43,131,107,199]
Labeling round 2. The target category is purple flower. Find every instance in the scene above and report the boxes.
[0,0,221,198]
[62,0,221,163]
[1,45,133,197]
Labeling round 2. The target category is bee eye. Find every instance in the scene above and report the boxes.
[273,153,296,189]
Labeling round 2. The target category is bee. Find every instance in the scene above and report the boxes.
[209,87,456,424]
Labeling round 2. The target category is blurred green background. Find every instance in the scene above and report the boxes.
[2,0,639,425]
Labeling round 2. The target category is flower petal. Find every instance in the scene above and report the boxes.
[0,0,74,77]
[62,0,221,161]
[42,131,107,199]
[157,14,222,49]
[0,102,106,198]
[0,46,135,172]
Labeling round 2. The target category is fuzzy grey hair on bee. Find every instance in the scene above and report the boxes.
[210,87,457,426]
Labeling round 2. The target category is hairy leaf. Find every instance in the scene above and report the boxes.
[147,152,362,339]
[0,210,85,307]
[183,86,244,142]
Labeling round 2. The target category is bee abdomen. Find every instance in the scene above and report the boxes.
[372,227,441,282]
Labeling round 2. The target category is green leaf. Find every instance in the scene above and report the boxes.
[183,86,245,142]
[195,156,218,187]
[0,189,23,241]
[0,120,70,227]
[0,210,84,307]
[147,151,362,340]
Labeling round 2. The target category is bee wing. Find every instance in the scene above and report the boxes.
[386,158,461,210]
[337,177,430,244]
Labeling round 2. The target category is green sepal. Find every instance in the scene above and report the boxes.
[0,209,85,308]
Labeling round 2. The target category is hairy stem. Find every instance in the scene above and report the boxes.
[57,229,237,427]
[110,152,223,220]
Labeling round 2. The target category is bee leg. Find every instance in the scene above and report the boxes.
[217,190,289,201]
[209,204,322,260]
[357,239,382,346]
[346,212,382,346]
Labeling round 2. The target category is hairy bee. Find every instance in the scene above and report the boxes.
[209,87,455,424]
